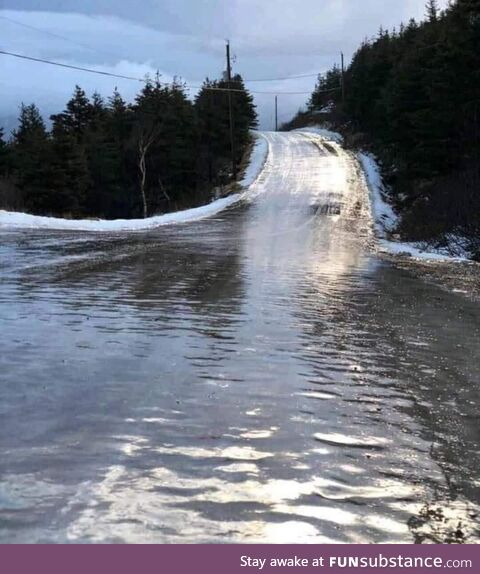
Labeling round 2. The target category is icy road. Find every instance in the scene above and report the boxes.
[0,131,479,543]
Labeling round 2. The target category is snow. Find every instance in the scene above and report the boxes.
[378,239,469,262]
[240,133,268,188]
[0,133,268,232]
[294,126,344,144]
[358,152,470,262]
[358,152,398,238]
[311,102,335,115]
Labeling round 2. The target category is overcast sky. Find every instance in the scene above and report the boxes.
[0,0,449,132]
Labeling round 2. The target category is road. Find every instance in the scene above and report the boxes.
[0,131,479,543]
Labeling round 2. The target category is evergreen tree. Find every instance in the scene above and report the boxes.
[195,74,257,185]
[132,76,198,216]
[51,85,92,136]
[426,0,439,21]
[2,73,258,219]
[12,104,57,214]
[50,118,91,215]
[308,66,342,111]
[102,88,135,217]
[0,128,11,177]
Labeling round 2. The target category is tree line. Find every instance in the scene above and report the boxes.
[287,0,480,255]
[0,74,257,219]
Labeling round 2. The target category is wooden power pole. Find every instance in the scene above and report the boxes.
[341,52,346,106]
[275,95,278,132]
[226,41,236,178]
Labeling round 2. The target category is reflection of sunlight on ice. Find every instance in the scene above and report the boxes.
[240,428,278,439]
[275,504,356,526]
[364,514,409,535]
[65,433,430,544]
[314,433,391,449]
[118,435,149,457]
[313,476,422,503]
[66,464,330,543]
[297,391,337,400]
[260,522,322,544]
[215,463,259,475]
[243,131,374,304]
[154,444,274,461]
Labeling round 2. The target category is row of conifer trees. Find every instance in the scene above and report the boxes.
[0,74,257,219]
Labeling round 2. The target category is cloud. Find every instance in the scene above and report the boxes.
[0,2,451,131]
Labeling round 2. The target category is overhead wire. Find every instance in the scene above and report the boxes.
[0,14,120,60]
[0,50,319,94]
[244,72,319,82]
[0,16,321,87]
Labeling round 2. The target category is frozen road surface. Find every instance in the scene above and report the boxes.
[1,131,479,543]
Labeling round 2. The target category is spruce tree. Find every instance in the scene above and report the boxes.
[132,76,198,215]
[13,104,57,214]
[51,110,91,216]
[0,127,10,177]
[195,74,257,185]
[426,0,439,21]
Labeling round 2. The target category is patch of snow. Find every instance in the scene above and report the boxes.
[358,152,398,238]
[358,152,470,262]
[378,239,469,262]
[240,133,268,188]
[311,102,335,115]
[294,126,344,144]
[0,133,268,232]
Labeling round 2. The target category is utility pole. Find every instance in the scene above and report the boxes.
[275,95,278,132]
[341,52,346,106]
[226,41,237,178]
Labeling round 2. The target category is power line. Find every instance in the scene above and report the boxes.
[0,16,321,86]
[0,14,119,60]
[0,50,315,94]
[0,50,147,82]
[244,72,319,82]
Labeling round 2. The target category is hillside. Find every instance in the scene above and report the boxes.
[283,0,480,260]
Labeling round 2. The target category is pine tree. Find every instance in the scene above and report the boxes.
[4,71,258,218]
[0,127,10,177]
[12,104,58,214]
[426,0,439,21]
[60,85,92,135]
[308,66,342,111]
[50,121,91,216]
[132,76,199,216]
[195,74,257,185]
[103,88,135,217]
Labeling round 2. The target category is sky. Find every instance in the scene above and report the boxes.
[0,0,450,132]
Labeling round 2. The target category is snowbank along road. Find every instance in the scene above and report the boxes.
[0,131,479,543]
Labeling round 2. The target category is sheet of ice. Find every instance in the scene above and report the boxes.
[0,134,268,232]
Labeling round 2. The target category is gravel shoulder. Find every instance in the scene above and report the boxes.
[383,254,480,302]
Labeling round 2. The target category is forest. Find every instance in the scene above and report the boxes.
[0,74,257,220]
[285,0,480,257]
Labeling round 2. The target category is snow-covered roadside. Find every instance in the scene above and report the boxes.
[358,152,471,262]
[0,134,268,232]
